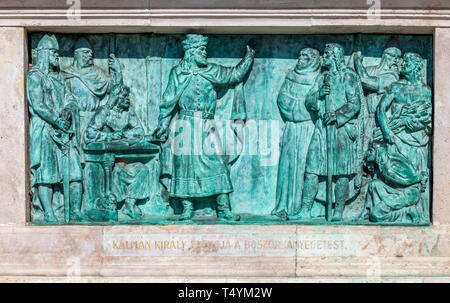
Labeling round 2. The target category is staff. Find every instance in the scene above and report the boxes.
[60,109,74,223]
[323,73,334,221]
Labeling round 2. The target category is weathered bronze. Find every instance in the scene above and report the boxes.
[27,33,433,225]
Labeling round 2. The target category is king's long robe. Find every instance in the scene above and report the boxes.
[158,58,252,198]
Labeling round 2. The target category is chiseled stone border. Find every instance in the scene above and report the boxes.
[0,2,449,31]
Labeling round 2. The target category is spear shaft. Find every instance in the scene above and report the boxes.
[324,75,334,221]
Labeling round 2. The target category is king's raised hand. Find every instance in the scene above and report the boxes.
[246,45,255,59]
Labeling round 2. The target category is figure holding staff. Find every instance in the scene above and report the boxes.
[288,43,364,222]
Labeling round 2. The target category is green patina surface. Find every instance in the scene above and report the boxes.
[27,33,433,225]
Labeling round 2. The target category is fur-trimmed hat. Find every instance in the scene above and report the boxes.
[182,34,208,50]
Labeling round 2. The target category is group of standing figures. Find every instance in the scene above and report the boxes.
[273,44,431,224]
[27,33,432,224]
[28,34,151,222]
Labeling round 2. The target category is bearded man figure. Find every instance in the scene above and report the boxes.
[288,43,364,222]
[363,52,432,223]
[85,85,149,220]
[63,37,123,209]
[27,35,85,222]
[351,47,402,152]
[272,48,321,219]
[154,34,255,221]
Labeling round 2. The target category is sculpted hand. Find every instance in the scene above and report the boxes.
[245,45,255,59]
[384,131,395,145]
[405,119,422,132]
[353,51,363,63]
[56,117,71,132]
[108,54,121,72]
[323,112,337,126]
[420,172,428,192]
[153,126,168,142]
[319,84,330,98]
[62,108,72,122]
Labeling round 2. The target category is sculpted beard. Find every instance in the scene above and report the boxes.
[189,47,208,66]
[75,49,93,68]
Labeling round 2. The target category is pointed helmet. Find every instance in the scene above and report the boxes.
[36,34,59,51]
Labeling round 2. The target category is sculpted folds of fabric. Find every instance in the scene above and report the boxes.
[27,33,433,225]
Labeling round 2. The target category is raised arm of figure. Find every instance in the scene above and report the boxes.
[108,54,124,87]
[353,53,380,91]
[376,84,397,144]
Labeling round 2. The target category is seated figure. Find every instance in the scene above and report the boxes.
[85,85,150,219]
[362,142,427,223]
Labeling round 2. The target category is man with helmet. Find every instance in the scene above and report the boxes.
[27,35,85,222]
[62,37,124,209]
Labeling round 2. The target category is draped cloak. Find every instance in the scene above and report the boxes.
[62,64,111,208]
[305,67,365,177]
[366,148,425,223]
[272,65,319,217]
[62,64,111,142]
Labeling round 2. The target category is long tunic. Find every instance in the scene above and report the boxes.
[305,67,364,176]
[272,69,318,217]
[112,163,150,202]
[63,65,110,112]
[27,68,82,185]
[63,64,111,141]
[158,57,253,198]
[63,64,113,207]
